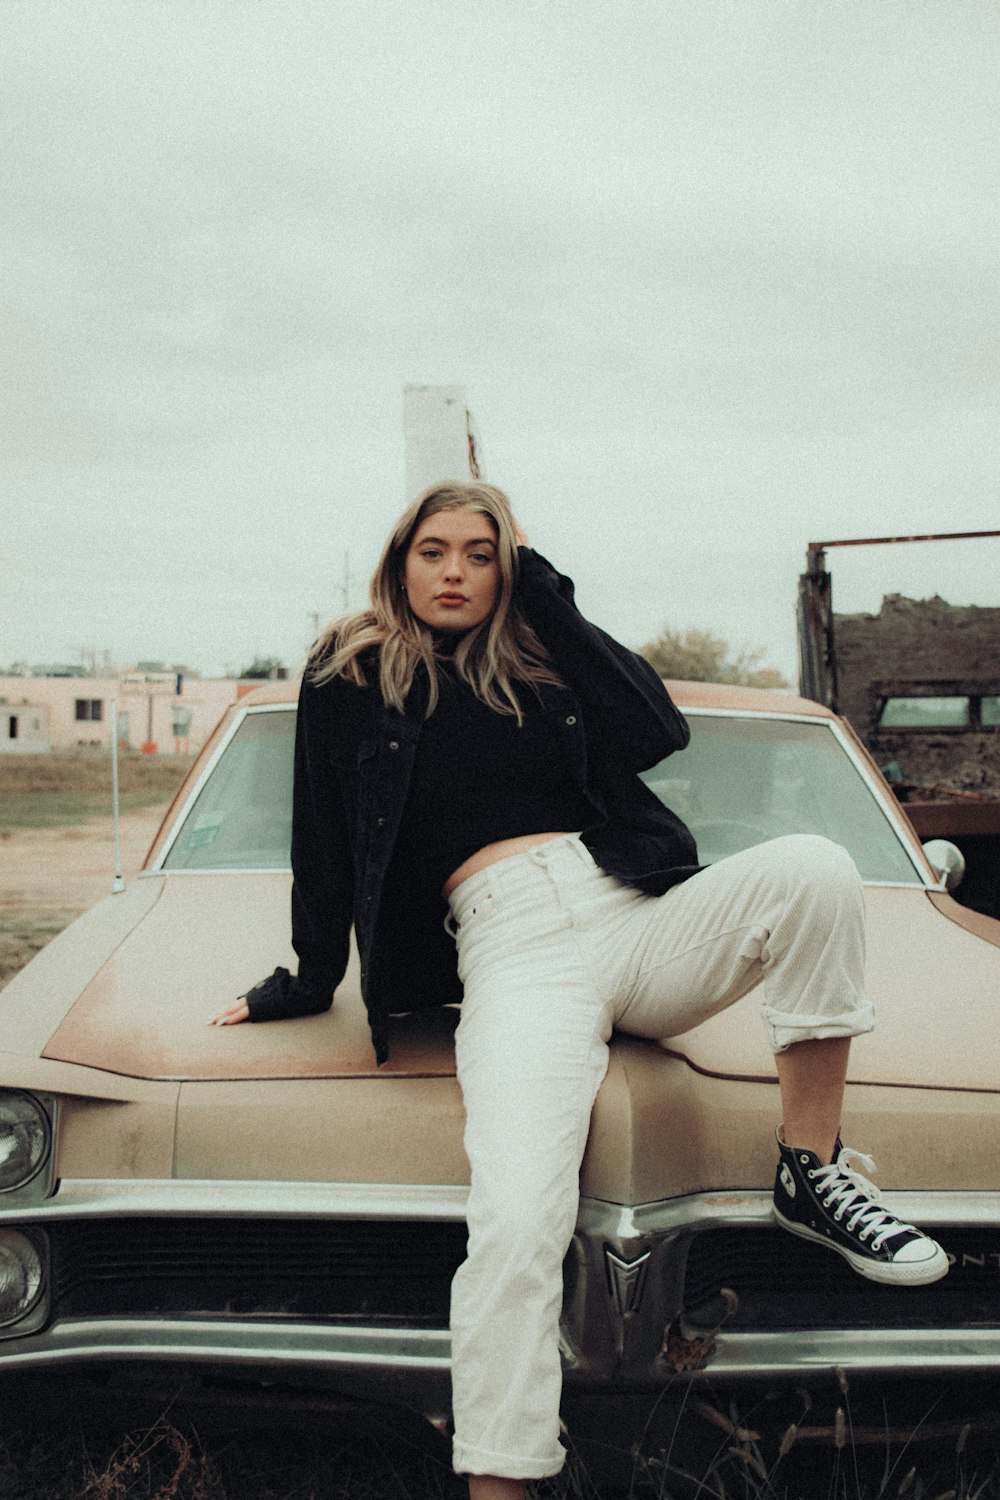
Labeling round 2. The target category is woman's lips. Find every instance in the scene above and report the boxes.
[435,594,468,604]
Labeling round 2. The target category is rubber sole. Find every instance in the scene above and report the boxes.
[773,1206,951,1286]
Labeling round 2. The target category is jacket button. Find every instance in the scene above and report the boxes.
[565,715,577,726]
[376,816,386,827]
[388,740,400,750]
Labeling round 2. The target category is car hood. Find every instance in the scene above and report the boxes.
[663,885,1000,1092]
[39,875,458,1081]
[34,877,1000,1091]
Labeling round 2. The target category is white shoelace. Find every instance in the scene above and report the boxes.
[807,1146,918,1251]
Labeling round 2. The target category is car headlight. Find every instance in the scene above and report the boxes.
[0,1228,45,1329]
[0,1091,52,1193]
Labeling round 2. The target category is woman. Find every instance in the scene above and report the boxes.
[212,480,947,1498]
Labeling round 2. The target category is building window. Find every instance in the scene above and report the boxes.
[8,716,16,740]
[74,699,103,723]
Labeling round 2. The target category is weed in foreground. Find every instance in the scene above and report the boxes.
[549,1378,1000,1500]
[622,1401,1000,1500]
[76,1421,226,1500]
[3,1389,1000,1500]
[0,1410,468,1500]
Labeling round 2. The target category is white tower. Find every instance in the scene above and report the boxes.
[403,385,483,502]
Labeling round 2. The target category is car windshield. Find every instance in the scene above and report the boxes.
[162,705,922,885]
[643,713,921,884]
[162,708,295,870]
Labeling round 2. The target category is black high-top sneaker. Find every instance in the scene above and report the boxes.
[773,1134,949,1286]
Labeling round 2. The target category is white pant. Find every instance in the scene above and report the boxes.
[446,833,873,1479]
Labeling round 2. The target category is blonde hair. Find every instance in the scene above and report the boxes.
[309,480,563,718]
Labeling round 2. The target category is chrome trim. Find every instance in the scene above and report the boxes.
[13,1180,999,1232]
[578,1187,1000,1236]
[824,717,934,886]
[849,880,941,890]
[11,1178,470,1224]
[144,864,936,889]
[689,1327,1000,1379]
[6,1318,1000,1385]
[149,703,294,873]
[139,868,290,879]
[680,707,830,722]
[604,1248,650,1317]
[923,837,966,892]
[0,1317,451,1375]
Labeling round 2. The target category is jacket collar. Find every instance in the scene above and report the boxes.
[386,659,577,732]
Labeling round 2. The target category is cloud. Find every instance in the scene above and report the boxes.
[4,0,999,678]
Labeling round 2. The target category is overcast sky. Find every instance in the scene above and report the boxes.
[4,0,999,682]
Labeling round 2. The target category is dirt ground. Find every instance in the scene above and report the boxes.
[0,806,168,985]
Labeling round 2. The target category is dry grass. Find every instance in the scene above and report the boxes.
[0,1406,466,1500]
[2,1385,1000,1500]
[0,755,189,984]
[0,752,194,834]
[0,908,81,984]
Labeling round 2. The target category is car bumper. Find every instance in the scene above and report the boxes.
[4,1179,1000,1398]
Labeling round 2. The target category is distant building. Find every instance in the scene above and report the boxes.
[0,697,51,754]
[0,673,268,756]
[30,663,88,678]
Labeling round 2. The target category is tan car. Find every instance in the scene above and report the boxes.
[3,681,1000,1424]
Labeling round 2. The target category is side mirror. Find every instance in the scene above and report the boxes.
[922,839,966,892]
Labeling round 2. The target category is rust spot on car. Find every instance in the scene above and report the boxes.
[660,1322,717,1372]
[660,1286,739,1372]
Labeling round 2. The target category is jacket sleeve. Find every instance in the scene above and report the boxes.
[245,670,354,1023]
[514,546,690,771]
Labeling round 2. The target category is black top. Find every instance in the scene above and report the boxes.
[391,667,595,899]
[245,547,700,1061]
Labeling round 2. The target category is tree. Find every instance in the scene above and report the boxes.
[235,656,287,680]
[639,626,789,690]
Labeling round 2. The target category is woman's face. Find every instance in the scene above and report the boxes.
[402,507,501,634]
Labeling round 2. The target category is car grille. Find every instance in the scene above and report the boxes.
[47,1217,469,1326]
[682,1227,1000,1332]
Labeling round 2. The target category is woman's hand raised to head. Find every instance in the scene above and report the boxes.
[512,517,531,548]
[208,998,250,1026]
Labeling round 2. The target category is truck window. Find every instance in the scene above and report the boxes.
[878,696,970,730]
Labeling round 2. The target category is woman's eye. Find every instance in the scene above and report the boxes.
[420,548,441,560]
[470,552,493,565]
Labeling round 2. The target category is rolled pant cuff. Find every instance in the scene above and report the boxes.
[452,1438,566,1480]
[765,1000,875,1053]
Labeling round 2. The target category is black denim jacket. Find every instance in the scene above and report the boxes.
[246,548,699,1062]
